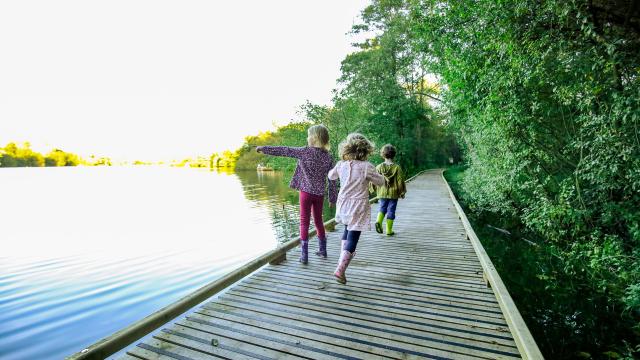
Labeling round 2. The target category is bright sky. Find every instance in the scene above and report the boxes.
[0,1,369,161]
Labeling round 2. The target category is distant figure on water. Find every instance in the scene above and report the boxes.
[256,124,337,264]
[328,133,385,284]
[371,144,406,236]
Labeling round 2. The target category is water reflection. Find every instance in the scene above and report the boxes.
[235,170,335,244]
[0,167,330,360]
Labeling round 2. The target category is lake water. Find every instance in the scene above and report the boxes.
[0,167,332,360]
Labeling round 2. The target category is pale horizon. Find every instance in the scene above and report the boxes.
[0,1,370,161]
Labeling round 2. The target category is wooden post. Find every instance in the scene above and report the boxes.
[483,272,491,288]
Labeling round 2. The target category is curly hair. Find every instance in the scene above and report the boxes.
[380,144,396,159]
[339,133,375,161]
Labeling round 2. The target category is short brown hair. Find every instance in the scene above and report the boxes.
[381,144,396,159]
[339,133,375,161]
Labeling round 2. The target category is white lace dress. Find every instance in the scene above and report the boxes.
[328,160,385,231]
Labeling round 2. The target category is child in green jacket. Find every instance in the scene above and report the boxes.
[372,144,406,236]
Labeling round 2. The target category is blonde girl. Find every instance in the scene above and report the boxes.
[257,125,337,264]
[328,133,385,284]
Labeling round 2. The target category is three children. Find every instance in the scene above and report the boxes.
[258,127,406,285]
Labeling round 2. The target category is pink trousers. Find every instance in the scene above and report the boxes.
[299,191,326,241]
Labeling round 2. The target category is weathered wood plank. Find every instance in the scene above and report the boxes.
[156,325,304,360]
[250,270,502,310]
[234,279,507,322]
[200,297,519,358]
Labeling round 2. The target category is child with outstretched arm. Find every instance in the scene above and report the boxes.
[256,125,337,264]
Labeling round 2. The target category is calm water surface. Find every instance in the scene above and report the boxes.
[0,167,332,360]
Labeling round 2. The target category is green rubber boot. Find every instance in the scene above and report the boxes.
[386,219,395,236]
[375,212,384,234]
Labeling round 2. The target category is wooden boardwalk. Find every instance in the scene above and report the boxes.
[118,170,535,360]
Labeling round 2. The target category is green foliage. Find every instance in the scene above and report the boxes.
[316,2,460,175]
[235,122,311,171]
[0,142,84,167]
[233,3,639,355]
[45,149,81,166]
[424,1,640,358]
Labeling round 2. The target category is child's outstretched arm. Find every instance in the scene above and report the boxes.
[256,146,305,159]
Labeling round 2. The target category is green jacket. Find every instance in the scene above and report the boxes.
[371,162,407,199]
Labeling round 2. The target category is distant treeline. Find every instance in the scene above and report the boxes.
[0,142,111,167]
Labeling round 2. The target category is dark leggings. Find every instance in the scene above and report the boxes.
[341,226,361,253]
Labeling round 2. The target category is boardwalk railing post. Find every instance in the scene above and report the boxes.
[483,272,491,288]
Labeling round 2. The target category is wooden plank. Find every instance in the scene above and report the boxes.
[118,354,148,360]
[280,258,487,284]
[177,316,388,360]
[218,289,512,336]
[190,310,512,360]
[203,298,515,347]
[275,261,488,290]
[131,338,219,360]
[248,271,503,311]
[271,264,498,297]
[207,294,513,344]
[202,295,520,357]
[235,278,506,322]
[156,325,303,360]
[266,264,498,301]
[191,310,421,359]
[125,346,184,360]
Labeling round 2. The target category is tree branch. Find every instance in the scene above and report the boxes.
[413,91,442,102]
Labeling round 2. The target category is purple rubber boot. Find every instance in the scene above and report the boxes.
[315,237,327,259]
[300,240,308,265]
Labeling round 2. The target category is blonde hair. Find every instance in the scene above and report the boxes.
[307,124,330,150]
[339,133,375,161]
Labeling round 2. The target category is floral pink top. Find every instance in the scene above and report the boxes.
[328,160,385,231]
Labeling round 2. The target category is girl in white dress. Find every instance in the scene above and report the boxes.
[328,133,385,284]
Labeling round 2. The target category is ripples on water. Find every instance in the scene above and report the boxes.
[0,167,332,359]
